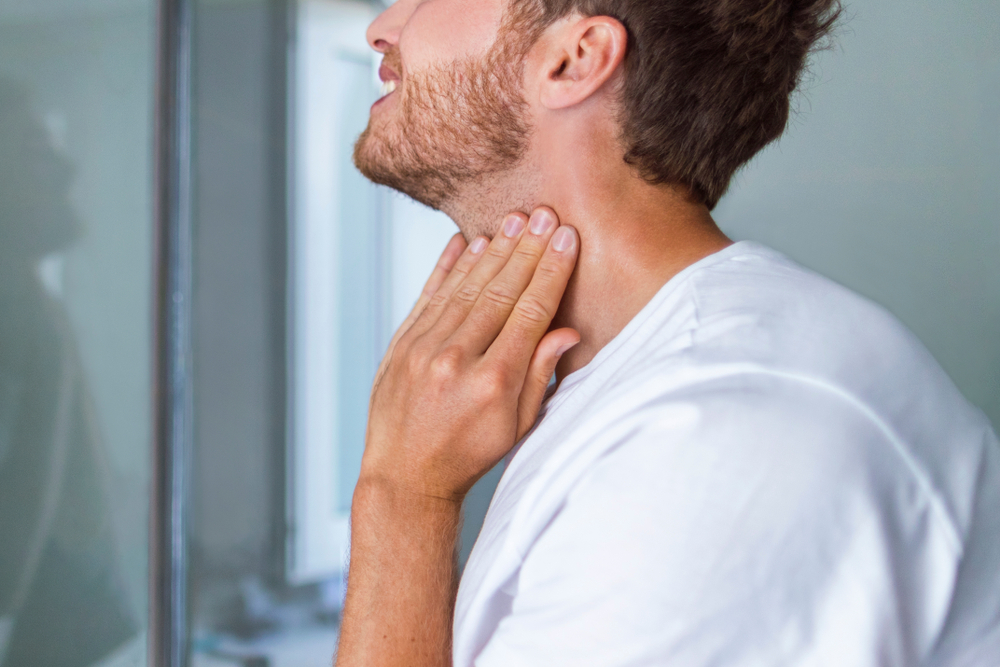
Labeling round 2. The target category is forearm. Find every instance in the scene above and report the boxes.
[335,478,462,667]
[336,209,578,665]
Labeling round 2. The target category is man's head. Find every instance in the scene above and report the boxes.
[0,78,78,269]
[353,1,540,213]
[355,0,840,216]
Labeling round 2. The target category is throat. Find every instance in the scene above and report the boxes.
[439,164,542,241]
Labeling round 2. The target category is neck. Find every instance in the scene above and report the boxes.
[441,122,732,382]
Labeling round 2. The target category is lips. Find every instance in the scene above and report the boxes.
[378,60,401,101]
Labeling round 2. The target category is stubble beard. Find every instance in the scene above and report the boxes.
[353,20,539,238]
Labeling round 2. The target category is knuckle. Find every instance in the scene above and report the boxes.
[485,244,509,261]
[512,244,542,264]
[404,338,432,371]
[481,283,519,309]
[453,284,482,304]
[429,344,465,378]
[446,263,472,282]
[452,257,473,272]
[514,296,553,325]
[428,291,450,309]
[534,257,564,280]
[475,365,511,403]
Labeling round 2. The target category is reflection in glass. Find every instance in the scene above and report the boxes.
[0,80,137,667]
[0,2,154,664]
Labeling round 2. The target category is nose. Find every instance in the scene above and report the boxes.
[366,0,416,54]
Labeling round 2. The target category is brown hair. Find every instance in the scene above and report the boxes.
[514,0,842,209]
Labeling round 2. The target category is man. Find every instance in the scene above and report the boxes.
[339,0,1000,665]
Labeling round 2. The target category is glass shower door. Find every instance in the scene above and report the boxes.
[0,1,157,666]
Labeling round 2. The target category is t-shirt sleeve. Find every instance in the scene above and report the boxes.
[473,376,961,667]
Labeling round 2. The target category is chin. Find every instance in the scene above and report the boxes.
[353,126,455,212]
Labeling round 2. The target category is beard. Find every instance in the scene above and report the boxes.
[353,18,538,214]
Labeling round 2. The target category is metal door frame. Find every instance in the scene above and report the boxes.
[150,0,193,665]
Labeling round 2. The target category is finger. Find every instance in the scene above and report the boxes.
[445,207,561,350]
[373,233,467,386]
[516,328,579,440]
[487,223,579,370]
[417,233,468,308]
[404,232,492,338]
[421,210,540,339]
[393,232,466,341]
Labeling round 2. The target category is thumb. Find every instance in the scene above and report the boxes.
[516,328,580,441]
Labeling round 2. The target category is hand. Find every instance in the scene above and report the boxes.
[360,207,580,503]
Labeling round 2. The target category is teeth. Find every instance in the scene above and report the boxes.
[379,79,398,98]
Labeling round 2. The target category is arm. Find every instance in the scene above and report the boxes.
[335,208,580,667]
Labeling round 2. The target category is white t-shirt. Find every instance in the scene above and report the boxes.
[453,241,1000,667]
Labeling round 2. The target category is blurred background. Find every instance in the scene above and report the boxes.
[0,0,996,665]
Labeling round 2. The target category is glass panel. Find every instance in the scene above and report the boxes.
[0,2,155,666]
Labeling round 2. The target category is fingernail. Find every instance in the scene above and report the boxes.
[556,341,579,358]
[469,237,488,254]
[503,215,525,238]
[529,209,555,235]
[552,227,575,252]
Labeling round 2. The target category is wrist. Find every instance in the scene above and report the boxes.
[352,475,464,522]
[349,476,463,570]
[355,467,468,505]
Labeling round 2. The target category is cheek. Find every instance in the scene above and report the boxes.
[399,0,504,70]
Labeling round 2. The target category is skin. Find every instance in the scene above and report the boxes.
[337,1,733,665]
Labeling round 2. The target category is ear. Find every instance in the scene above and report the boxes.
[537,15,627,110]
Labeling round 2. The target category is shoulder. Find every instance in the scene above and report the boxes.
[599,242,960,432]
[609,243,987,496]
[496,377,979,660]
[563,372,914,526]
[680,242,929,374]
[477,376,976,665]
[553,355,990,567]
